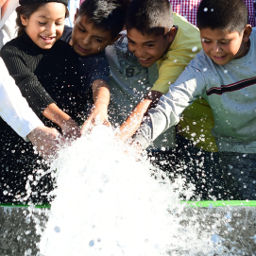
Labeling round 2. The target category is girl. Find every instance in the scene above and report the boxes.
[0,0,93,204]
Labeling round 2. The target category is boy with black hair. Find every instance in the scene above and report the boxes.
[61,0,127,128]
[112,0,221,199]
[118,0,215,151]
[133,0,255,200]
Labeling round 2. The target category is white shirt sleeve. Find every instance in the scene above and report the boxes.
[0,58,43,140]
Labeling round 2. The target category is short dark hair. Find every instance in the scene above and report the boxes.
[78,0,128,39]
[197,0,248,32]
[125,0,173,35]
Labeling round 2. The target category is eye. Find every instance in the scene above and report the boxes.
[127,39,135,45]
[219,40,229,45]
[38,21,47,25]
[146,43,155,48]
[201,38,211,44]
[95,38,103,43]
[78,26,86,33]
[56,20,64,26]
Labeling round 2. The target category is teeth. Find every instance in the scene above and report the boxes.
[42,36,55,40]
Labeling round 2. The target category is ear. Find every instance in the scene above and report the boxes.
[242,24,252,43]
[166,26,177,44]
[20,14,28,26]
[73,8,79,25]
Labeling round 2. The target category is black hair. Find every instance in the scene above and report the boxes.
[16,3,69,36]
[197,0,248,32]
[78,0,128,39]
[125,0,173,35]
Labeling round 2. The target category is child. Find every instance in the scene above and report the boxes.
[0,0,74,204]
[0,0,61,158]
[61,0,127,128]
[1,0,81,138]
[111,0,222,198]
[118,0,215,151]
[0,0,126,203]
[133,0,255,200]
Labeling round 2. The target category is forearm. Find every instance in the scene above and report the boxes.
[92,79,110,109]
[133,99,176,149]
[133,86,193,149]
[119,90,163,141]
[43,103,71,128]
[0,47,55,116]
[119,98,152,141]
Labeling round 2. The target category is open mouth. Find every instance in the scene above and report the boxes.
[40,35,56,43]
[138,57,152,65]
[76,44,90,55]
[213,54,226,59]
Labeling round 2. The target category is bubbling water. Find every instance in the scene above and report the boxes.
[38,125,235,256]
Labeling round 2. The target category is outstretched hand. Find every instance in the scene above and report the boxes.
[81,105,110,135]
[60,118,81,140]
[27,126,63,161]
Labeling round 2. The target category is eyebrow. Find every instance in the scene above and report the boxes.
[202,37,230,41]
[78,21,106,40]
[127,36,156,45]
[38,15,64,20]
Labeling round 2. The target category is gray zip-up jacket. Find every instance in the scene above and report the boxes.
[134,28,256,153]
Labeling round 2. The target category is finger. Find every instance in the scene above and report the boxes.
[103,120,111,127]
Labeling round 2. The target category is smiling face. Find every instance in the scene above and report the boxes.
[70,14,114,57]
[200,26,251,65]
[21,2,66,49]
[127,27,175,67]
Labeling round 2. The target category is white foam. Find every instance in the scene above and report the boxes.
[39,125,226,256]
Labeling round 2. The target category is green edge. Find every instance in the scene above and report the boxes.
[0,203,51,209]
[1,201,256,209]
[182,200,256,208]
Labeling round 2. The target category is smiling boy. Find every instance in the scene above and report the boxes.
[118,0,217,155]
[61,0,126,127]
[133,0,256,200]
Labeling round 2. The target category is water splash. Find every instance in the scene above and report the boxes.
[37,125,255,256]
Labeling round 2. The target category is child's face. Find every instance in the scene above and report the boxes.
[21,2,66,49]
[200,26,251,65]
[127,27,175,67]
[71,14,114,56]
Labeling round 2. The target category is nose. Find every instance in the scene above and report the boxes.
[128,44,144,58]
[47,23,56,35]
[81,35,91,46]
[213,42,223,53]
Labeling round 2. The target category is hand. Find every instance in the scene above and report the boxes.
[27,126,62,161]
[81,105,110,134]
[60,118,81,140]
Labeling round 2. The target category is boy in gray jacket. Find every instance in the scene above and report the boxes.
[133,0,256,200]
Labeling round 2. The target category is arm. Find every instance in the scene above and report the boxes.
[118,90,163,141]
[0,57,44,139]
[133,65,206,149]
[1,44,80,139]
[81,79,110,133]
[80,52,111,133]
[0,58,62,158]
[43,103,80,139]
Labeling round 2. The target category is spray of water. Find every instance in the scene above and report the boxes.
[37,125,254,256]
